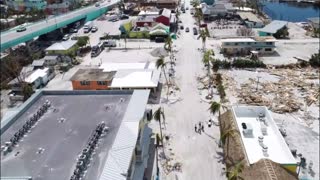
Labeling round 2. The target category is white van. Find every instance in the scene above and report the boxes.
[83,21,93,33]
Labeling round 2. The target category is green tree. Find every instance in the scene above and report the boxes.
[156,56,170,86]
[203,49,214,96]
[77,36,89,48]
[221,125,239,161]
[309,52,320,68]
[198,29,209,50]
[190,0,200,8]
[194,8,203,28]
[153,107,166,146]
[273,27,289,39]
[227,160,245,180]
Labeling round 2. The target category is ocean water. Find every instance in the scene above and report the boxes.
[262,2,320,22]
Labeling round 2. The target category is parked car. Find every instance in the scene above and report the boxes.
[70,28,78,33]
[180,25,184,30]
[91,26,98,32]
[103,40,117,47]
[120,14,129,20]
[95,2,100,7]
[185,27,189,32]
[186,7,189,10]
[193,27,198,35]
[62,34,70,41]
[16,25,26,32]
[91,42,104,57]
[155,37,165,43]
[178,20,182,23]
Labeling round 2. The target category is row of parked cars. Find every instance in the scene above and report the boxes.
[91,40,117,57]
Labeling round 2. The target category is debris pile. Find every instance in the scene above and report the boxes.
[224,68,319,114]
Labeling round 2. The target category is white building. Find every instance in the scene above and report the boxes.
[100,62,161,92]
[220,36,277,55]
[237,12,264,28]
[8,67,55,92]
[231,106,297,173]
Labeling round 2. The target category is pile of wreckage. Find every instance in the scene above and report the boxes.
[228,68,319,114]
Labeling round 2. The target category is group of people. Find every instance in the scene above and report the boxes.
[195,122,205,134]
[194,119,213,135]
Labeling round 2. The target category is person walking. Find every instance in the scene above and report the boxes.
[195,124,198,133]
[208,119,212,128]
[201,124,205,132]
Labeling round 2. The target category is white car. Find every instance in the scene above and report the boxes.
[91,26,98,32]
[62,34,70,41]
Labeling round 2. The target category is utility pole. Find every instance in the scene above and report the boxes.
[256,75,261,92]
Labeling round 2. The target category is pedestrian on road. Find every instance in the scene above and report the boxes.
[195,124,197,133]
[208,119,212,128]
[201,124,205,132]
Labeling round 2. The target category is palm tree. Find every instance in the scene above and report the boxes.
[198,29,209,51]
[203,49,214,96]
[194,8,203,29]
[227,160,245,180]
[221,126,239,161]
[156,57,171,100]
[153,107,166,146]
[156,56,170,87]
[190,0,200,8]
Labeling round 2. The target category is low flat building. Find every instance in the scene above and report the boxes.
[1,90,155,180]
[237,12,264,28]
[45,40,78,56]
[258,20,288,37]
[8,67,55,93]
[220,36,276,55]
[70,69,116,90]
[231,106,297,173]
[70,62,160,92]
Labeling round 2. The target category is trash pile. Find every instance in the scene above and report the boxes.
[225,68,319,114]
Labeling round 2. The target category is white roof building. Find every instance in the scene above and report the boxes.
[259,20,288,34]
[231,106,297,166]
[100,62,160,90]
[46,40,77,51]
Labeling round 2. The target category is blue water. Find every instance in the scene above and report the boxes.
[262,2,320,22]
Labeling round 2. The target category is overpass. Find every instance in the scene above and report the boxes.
[0,0,119,51]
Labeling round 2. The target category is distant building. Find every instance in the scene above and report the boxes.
[201,0,214,5]
[201,3,234,20]
[8,67,55,93]
[258,20,288,37]
[70,62,161,92]
[45,40,78,55]
[307,17,320,30]
[220,36,276,55]
[127,0,178,9]
[70,69,115,90]
[237,12,264,28]
[155,8,171,26]
[6,0,47,12]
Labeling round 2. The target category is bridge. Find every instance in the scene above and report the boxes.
[0,0,119,51]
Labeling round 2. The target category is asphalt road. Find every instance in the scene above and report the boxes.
[0,0,119,45]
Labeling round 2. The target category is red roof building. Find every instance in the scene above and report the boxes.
[155,8,171,26]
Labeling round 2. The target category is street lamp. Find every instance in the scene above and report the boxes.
[256,71,261,92]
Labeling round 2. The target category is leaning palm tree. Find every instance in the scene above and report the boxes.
[153,107,166,145]
[203,49,214,96]
[194,8,203,29]
[221,126,239,162]
[209,101,227,127]
[227,160,245,180]
[156,56,170,86]
[198,29,210,51]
